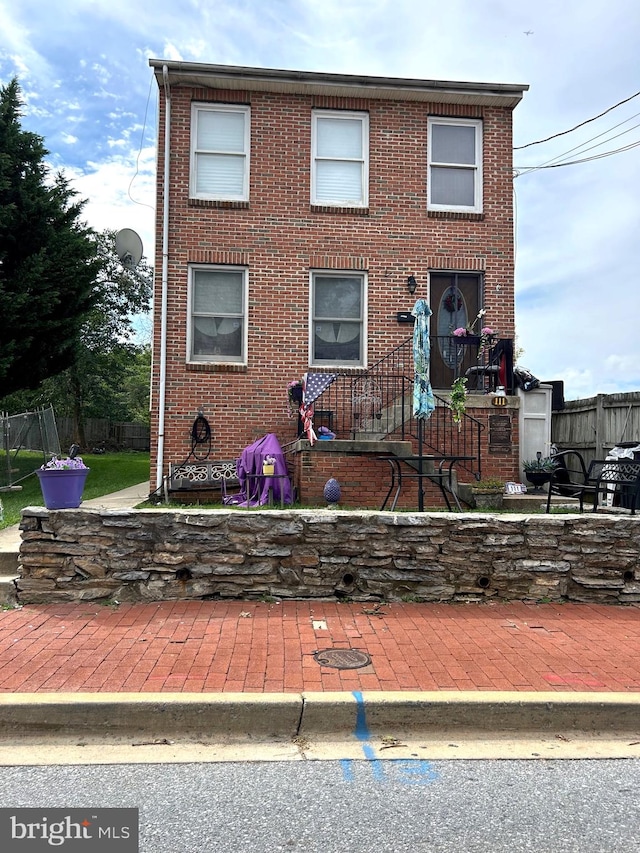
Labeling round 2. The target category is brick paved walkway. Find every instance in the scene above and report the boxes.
[0,600,639,694]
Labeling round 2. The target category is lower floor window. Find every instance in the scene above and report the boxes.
[189,266,247,363]
[311,272,365,366]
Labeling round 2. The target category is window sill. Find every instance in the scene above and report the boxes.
[189,199,250,210]
[310,205,369,216]
[186,362,248,374]
[427,210,484,221]
[309,365,368,375]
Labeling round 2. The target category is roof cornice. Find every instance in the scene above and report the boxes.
[149,60,528,108]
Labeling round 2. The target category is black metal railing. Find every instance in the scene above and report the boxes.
[308,336,513,480]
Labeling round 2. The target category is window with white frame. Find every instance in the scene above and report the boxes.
[188,266,247,363]
[190,104,250,201]
[311,272,366,366]
[427,118,483,212]
[311,110,369,207]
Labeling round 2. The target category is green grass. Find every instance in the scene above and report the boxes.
[0,452,150,529]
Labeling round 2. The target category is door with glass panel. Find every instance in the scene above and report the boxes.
[428,272,482,389]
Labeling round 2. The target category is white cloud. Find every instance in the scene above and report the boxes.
[63,147,156,261]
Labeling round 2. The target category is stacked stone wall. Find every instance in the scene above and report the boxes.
[15,508,640,606]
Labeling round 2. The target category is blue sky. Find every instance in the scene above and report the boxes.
[1,0,639,401]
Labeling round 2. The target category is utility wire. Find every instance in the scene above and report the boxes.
[525,111,640,170]
[515,119,640,175]
[540,138,640,167]
[127,71,156,212]
[514,89,640,150]
[515,138,640,175]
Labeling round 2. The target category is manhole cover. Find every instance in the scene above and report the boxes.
[313,649,372,669]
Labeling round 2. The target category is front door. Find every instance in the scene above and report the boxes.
[428,272,483,389]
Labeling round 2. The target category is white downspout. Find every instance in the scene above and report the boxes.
[155,65,171,491]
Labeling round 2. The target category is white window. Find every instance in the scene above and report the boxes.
[190,104,250,201]
[427,118,483,212]
[311,110,369,207]
[188,266,247,364]
[310,272,366,366]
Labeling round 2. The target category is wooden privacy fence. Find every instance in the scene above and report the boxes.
[552,392,640,466]
[56,418,150,452]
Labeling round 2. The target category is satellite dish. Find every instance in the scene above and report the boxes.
[115,228,144,270]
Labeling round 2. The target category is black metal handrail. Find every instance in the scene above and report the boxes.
[308,335,513,481]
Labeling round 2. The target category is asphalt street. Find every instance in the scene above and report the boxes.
[1,759,639,852]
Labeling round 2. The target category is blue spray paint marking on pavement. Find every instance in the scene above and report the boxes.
[353,691,370,741]
[340,759,355,782]
[391,759,440,784]
[361,743,386,780]
[340,691,439,785]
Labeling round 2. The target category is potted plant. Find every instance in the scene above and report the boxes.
[471,477,505,510]
[36,447,90,509]
[523,453,557,493]
[451,309,496,355]
[286,379,304,415]
[262,455,276,476]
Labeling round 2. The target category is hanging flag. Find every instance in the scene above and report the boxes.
[303,372,338,405]
[301,373,338,444]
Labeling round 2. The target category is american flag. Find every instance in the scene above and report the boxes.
[303,373,337,406]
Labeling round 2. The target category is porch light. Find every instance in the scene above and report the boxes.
[407,275,417,295]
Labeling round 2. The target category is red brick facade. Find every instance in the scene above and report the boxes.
[149,62,526,502]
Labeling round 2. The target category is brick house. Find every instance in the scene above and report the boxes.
[148,60,528,508]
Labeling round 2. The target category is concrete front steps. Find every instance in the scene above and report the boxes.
[501,492,579,512]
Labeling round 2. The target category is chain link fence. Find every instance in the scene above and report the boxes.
[0,405,61,490]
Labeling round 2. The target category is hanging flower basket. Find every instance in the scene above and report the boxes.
[36,455,90,509]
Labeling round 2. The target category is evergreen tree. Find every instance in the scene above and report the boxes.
[0,78,101,396]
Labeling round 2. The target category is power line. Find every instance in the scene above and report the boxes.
[515,118,640,175]
[514,89,640,150]
[540,138,640,167]
[515,138,640,175]
[528,111,640,170]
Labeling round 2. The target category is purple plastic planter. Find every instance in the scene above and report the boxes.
[36,468,90,509]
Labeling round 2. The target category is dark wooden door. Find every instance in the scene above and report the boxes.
[428,272,482,389]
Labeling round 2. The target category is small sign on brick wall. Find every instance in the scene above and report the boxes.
[489,414,512,450]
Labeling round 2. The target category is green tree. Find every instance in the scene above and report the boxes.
[120,345,152,426]
[63,229,152,443]
[0,230,153,443]
[0,78,101,396]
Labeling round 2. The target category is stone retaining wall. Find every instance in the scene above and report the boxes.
[15,507,640,605]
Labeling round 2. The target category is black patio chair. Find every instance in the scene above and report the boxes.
[545,450,590,512]
[546,450,640,514]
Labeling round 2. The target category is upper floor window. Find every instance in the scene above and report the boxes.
[311,110,369,207]
[310,272,366,366]
[188,266,247,364]
[427,118,483,213]
[190,104,250,201]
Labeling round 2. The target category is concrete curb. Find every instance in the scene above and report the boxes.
[299,691,640,737]
[2,691,639,744]
[0,693,303,742]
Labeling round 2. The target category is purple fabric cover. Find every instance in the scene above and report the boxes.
[227,433,293,506]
